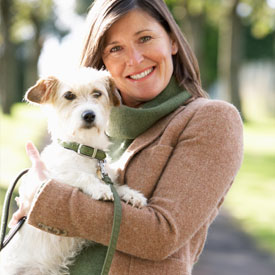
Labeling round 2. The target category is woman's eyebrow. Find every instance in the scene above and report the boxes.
[105,29,152,46]
[135,29,152,35]
[105,41,120,47]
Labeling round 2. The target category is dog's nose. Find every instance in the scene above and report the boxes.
[82,110,96,124]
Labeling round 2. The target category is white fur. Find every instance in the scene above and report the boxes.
[0,67,147,275]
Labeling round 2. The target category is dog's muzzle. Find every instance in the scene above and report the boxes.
[81,110,96,128]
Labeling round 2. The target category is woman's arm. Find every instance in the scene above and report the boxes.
[27,100,243,261]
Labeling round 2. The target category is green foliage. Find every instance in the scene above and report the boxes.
[166,0,274,89]
[166,0,275,38]
[242,0,275,38]
[244,27,275,59]
[200,24,219,89]
[0,0,70,114]
[9,0,54,43]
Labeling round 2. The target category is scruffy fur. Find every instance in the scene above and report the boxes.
[0,67,147,275]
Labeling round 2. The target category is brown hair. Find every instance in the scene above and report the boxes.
[80,0,208,98]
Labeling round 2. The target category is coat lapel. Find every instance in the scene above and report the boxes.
[114,106,186,184]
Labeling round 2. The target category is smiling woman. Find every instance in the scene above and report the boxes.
[8,1,243,275]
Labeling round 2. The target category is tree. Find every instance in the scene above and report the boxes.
[217,0,244,116]
[0,0,68,114]
[216,0,275,119]
[0,0,18,114]
[167,0,275,120]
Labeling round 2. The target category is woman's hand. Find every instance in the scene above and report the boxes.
[8,141,49,228]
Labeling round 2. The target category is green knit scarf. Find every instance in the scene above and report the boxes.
[107,77,191,160]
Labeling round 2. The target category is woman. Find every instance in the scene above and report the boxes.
[10,0,243,274]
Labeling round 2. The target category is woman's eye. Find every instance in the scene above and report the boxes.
[93,90,102,98]
[140,36,152,43]
[64,91,76,100]
[110,46,122,53]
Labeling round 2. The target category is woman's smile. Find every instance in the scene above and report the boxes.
[127,66,155,81]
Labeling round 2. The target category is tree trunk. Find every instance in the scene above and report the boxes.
[174,2,206,88]
[0,0,18,114]
[24,12,43,92]
[217,2,233,102]
[217,0,245,119]
[231,3,245,120]
[187,14,206,87]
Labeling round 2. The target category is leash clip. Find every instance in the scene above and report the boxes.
[97,160,114,186]
[98,159,107,178]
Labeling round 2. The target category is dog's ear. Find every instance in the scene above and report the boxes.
[25,76,59,104]
[107,77,121,107]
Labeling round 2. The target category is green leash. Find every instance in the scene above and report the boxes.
[59,140,122,275]
[99,160,122,275]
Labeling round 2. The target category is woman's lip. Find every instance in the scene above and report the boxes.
[127,66,153,77]
[126,66,155,80]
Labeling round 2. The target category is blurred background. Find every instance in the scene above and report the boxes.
[0,0,274,273]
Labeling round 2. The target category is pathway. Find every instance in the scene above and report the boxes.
[192,210,275,275]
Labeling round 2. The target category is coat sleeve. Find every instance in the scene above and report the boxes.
[27,100,243,261]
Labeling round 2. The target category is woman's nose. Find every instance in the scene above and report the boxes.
[126,46,144,66]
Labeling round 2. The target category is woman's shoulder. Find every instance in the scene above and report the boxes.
[183,97,243,124]
[165,97,243,138]
[187,97,239,112]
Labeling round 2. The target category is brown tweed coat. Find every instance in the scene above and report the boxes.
[28,97,243,275]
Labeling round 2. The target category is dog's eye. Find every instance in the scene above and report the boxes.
[93,90,102,98]
[64,91,76,100]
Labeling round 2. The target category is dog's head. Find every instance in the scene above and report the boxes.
[25,67,121,147]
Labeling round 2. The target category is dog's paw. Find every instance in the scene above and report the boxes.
[84,184,114,201]
[116,185,147,208]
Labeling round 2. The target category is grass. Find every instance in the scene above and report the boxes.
[225,118,275,254]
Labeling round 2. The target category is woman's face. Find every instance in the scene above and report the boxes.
[102,9,178,107]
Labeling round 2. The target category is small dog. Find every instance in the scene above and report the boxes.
[0,67,147,275]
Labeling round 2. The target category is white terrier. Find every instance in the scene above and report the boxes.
[0,67,147,275]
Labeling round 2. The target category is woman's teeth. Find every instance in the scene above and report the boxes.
[129,68,153,80]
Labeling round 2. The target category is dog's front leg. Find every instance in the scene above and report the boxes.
[84,180,114,201]
[52,172,114,201]
[115,184,147,208]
